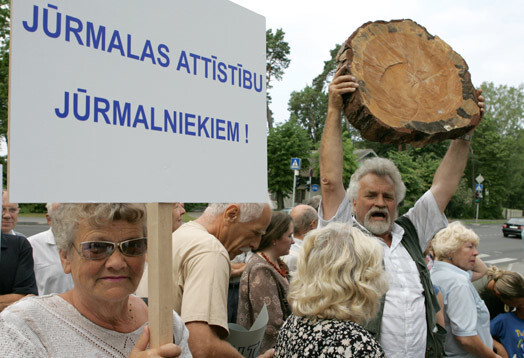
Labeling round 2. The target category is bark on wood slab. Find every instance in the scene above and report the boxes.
[337,19,480,146]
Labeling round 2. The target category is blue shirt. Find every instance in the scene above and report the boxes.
[431,261,492,357]
[491,312,524,358]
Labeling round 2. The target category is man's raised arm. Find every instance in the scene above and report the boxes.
[320,68,359,220]
[430,89,485,212]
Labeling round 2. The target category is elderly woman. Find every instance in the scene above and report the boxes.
[273,222,388,357]
[486,266,524,358]
[0,203,191,357]
[431,221,501,358]
[237,211,294,352]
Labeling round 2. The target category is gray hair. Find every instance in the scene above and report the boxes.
[347,157,406,205]
[52,203,147,252]
[292,205,318,236]
[204,202,271,222]
[45,203,58,217]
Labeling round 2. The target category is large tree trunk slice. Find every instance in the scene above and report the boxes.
[337,19,480,146]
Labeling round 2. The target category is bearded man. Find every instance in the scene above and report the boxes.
[319,69,485,358]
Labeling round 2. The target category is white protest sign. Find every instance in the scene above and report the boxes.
[9,0,267,203]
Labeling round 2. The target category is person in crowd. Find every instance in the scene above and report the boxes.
[319,67,485,357]
[305,195,321,212]
[487,266,524,358]
[172,202,273,358]
[431,221,501,358]
[282,204,317,272]
[0,232,37,311]
[172,202,186,232]
[237,211,294,352]
[28,203,74,295]
[0,203,191,357]
[2,190,25,237]
[135,202,187,297]
[274,222,388,357]
[228,249,253,323]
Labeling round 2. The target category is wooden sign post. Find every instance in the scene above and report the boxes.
[146,203,173,346]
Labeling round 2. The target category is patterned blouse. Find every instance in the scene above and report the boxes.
[274,314,385,358]
[237,253,290,352]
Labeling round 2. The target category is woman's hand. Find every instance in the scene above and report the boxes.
[130,326,182,358]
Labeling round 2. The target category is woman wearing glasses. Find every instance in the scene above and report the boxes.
[0,203,191,357]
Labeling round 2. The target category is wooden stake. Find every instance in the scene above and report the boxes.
[146,203,173,347]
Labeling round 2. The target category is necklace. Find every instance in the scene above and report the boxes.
[260,252,287,278]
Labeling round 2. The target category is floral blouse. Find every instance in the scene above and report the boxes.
[274,314,385,358]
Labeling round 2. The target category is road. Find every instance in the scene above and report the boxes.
[14,221,524,274]
[465,223,524,275]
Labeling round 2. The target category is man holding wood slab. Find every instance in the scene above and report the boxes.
[172,202,272,358]
[319,65,485,358]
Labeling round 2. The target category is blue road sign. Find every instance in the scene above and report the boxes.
[311,184,319,192]
[475,184,483,192]
[290,158,301,170]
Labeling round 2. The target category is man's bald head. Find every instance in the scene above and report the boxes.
[290,204,318,240]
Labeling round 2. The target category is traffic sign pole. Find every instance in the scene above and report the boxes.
[291,170,298,208]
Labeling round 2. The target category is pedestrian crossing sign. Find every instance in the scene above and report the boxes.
[290,158,301,170]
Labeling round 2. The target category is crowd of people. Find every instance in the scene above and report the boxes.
[0,69,522,358]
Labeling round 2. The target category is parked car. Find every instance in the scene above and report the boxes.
[502,218,524,237]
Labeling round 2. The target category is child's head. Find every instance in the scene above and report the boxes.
[487,266,524,311]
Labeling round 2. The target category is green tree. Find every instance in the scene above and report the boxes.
[477,82,524,212]
[267,119,312,209]
[288,86,328,143]
[266,28,290,128]
[0,0,10,140]
[341,132,358,188]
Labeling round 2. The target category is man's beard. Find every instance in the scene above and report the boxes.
[363,207,393,236]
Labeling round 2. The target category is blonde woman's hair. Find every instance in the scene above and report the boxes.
[487,266,524,301]
[432,221,479,260]
[288,222,388,324]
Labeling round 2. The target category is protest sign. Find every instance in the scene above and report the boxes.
[8,0,266,348]
[227,305,269,358]
[8,0,267,203]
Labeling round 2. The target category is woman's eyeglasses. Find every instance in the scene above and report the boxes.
[74,238,147,260]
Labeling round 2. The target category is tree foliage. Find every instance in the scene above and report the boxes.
[288,86,328,143]
[267,119,311,209]
[0,0,9,140]
[266,28,290,128]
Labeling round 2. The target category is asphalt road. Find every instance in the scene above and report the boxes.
[465,222,524,274]
[14,221,524,274]
[16,223,49,238]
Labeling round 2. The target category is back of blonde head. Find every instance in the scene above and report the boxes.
[288,222,388,324]
[487,266,524,300]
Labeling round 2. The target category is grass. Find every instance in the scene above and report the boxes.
[451,218,506,225]
[182,212,195,222]
[18,212,46,218]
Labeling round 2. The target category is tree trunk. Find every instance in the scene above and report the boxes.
[267,102,273,130]
[336,19,481,146]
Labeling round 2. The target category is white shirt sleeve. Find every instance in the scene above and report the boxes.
[318,195,353,228]
[404,190,448,251]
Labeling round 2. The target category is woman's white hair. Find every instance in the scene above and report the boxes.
[288,222,388,324]
[52,203,147,252]
[432,221,479,260]
[347,157,406,205]
[204,202,271,222]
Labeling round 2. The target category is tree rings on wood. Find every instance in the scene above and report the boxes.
[337,19,481,146]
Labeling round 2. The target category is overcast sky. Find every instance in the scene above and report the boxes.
[233,0,524,124]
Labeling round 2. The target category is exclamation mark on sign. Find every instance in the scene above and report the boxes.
[245,124,249,143]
